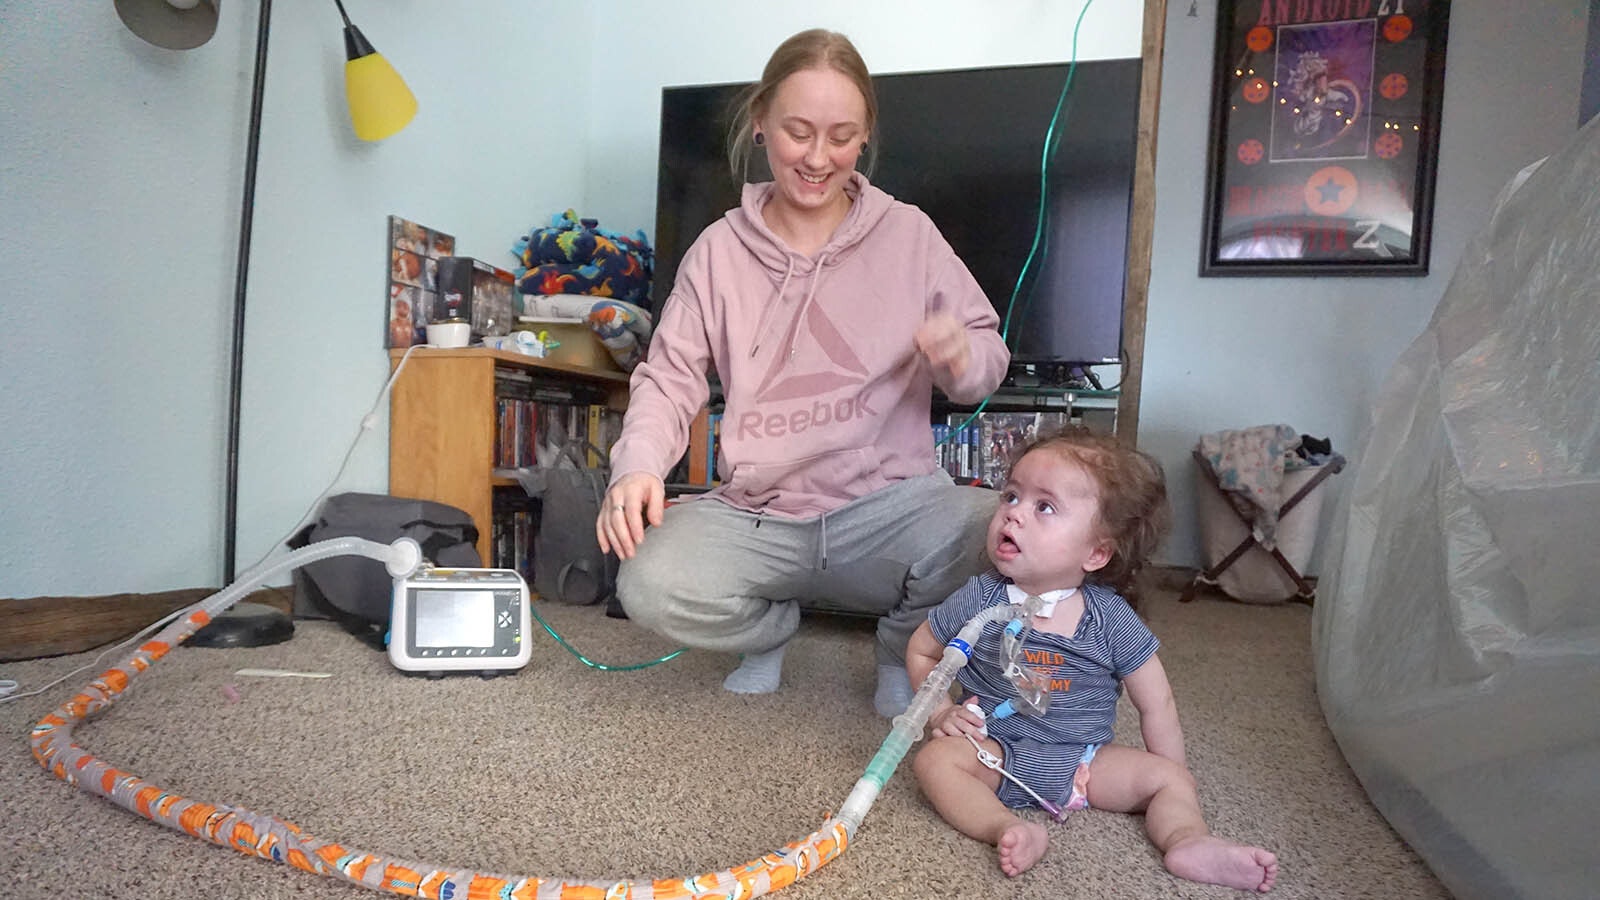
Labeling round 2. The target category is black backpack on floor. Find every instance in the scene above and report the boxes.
[289,492,480,649]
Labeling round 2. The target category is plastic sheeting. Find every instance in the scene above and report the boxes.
[1313,116,1600,900]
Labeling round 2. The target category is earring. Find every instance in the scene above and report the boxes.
[753,132,765,146]
[860,142,868,153]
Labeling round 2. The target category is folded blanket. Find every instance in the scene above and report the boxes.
[517,294,654,372]
[1196,424,1301,546]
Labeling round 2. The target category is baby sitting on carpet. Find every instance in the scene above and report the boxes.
[905,427,1278,891]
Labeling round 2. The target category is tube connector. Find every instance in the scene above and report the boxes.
[385,537,423,579]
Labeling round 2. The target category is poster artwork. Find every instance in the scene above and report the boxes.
[1271,20,1374,162]
[1202,0,1449,276]
[385,216,456,348]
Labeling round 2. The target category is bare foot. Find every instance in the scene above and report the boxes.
[1164,834,1278,892]
[996,821,1049,878]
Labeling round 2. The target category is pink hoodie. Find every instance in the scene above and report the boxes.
[609,173,1009,518]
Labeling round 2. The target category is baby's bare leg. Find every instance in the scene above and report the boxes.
[912,735,1049,878]
[1085,744,1278,892]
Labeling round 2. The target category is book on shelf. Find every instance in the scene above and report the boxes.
[710,412,722,484]
[488,403,621,573]
[933,411,1071,487]
[583,405,624,468]
[490,491,537,578]
[685,406,724,488]
[492,367,621,473]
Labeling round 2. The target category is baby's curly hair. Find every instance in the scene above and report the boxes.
[1015,426,1171,608]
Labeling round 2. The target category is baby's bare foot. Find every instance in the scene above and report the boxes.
[1165,835,1278,892]
[996,821,1049,878]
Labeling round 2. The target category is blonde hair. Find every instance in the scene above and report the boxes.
[726,29,879,183]
[1016,426,1171,607]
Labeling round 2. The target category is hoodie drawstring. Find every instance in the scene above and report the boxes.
[750,252,830,360]
[750,258,797,358]
[789,252,829,362]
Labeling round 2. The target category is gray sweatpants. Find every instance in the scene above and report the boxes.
[616,472,996,667]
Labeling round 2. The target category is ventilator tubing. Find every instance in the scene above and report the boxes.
[836,595,1040,828]
[35,540,1035,898]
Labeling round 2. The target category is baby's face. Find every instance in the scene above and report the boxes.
[987,450,1111,595]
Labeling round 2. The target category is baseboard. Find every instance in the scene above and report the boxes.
[1145,563,1200,593]
[1148,563,1321,605]
[0,586,294,663]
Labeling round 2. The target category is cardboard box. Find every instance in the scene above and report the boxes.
[515,317,618,371]
[435,257,517,338]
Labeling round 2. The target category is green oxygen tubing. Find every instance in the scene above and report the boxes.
[32,536,1040,899]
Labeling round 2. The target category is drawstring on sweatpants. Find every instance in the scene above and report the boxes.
[747,508,827,568]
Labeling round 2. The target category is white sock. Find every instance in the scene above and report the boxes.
[874,664,914,718]
[722,643,788,694]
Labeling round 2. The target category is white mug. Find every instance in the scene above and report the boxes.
[425,320,471,349]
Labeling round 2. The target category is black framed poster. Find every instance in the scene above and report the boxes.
[1200,0,1451,276]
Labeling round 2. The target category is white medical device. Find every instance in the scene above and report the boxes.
[388,567,531,677]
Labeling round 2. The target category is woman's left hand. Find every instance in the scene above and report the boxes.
[914,313,971,379]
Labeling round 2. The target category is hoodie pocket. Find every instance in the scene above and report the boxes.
[726,447,892,508]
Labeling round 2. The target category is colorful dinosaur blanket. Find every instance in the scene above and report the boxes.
[512,210,653,308]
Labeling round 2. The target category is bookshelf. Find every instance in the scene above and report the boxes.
[666,402,724,493]
[933,386,1119,486]
[387,347,629,566]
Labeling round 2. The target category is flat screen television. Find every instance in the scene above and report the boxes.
[653,57,1142,369]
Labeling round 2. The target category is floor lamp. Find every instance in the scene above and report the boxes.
[117,0,416,645]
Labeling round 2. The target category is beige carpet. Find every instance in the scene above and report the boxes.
[0,587,1447,899]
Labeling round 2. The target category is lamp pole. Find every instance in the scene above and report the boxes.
[223,0,273,584]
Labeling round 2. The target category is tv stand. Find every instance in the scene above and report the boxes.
[972,384,1117,422]
[1002,361,1111,392]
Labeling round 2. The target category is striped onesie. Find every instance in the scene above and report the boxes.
[926,572,1159,811]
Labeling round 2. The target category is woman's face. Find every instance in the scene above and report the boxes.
[756,66,868,220]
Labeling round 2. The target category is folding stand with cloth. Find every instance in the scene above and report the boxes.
[1182,424,1344,605]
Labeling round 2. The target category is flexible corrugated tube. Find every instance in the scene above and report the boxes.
[33,538,1035,898]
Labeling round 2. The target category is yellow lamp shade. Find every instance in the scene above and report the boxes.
[345,53,417,141]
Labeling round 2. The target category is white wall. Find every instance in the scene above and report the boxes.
[0,1,1589,598]
[0,5,246,594]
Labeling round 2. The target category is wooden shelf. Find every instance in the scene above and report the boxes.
[387,347,627,565]
[388,346,631,386]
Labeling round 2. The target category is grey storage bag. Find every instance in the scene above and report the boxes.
[509,442,616,607]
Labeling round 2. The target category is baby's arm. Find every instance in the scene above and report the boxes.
[1123,654,1187,767]
[905,622,948,693]
[906,622,986,737]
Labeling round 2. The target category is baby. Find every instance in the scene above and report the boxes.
[905,427,1277,891]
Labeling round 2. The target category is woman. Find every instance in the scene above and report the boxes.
[597,28,1009,716]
